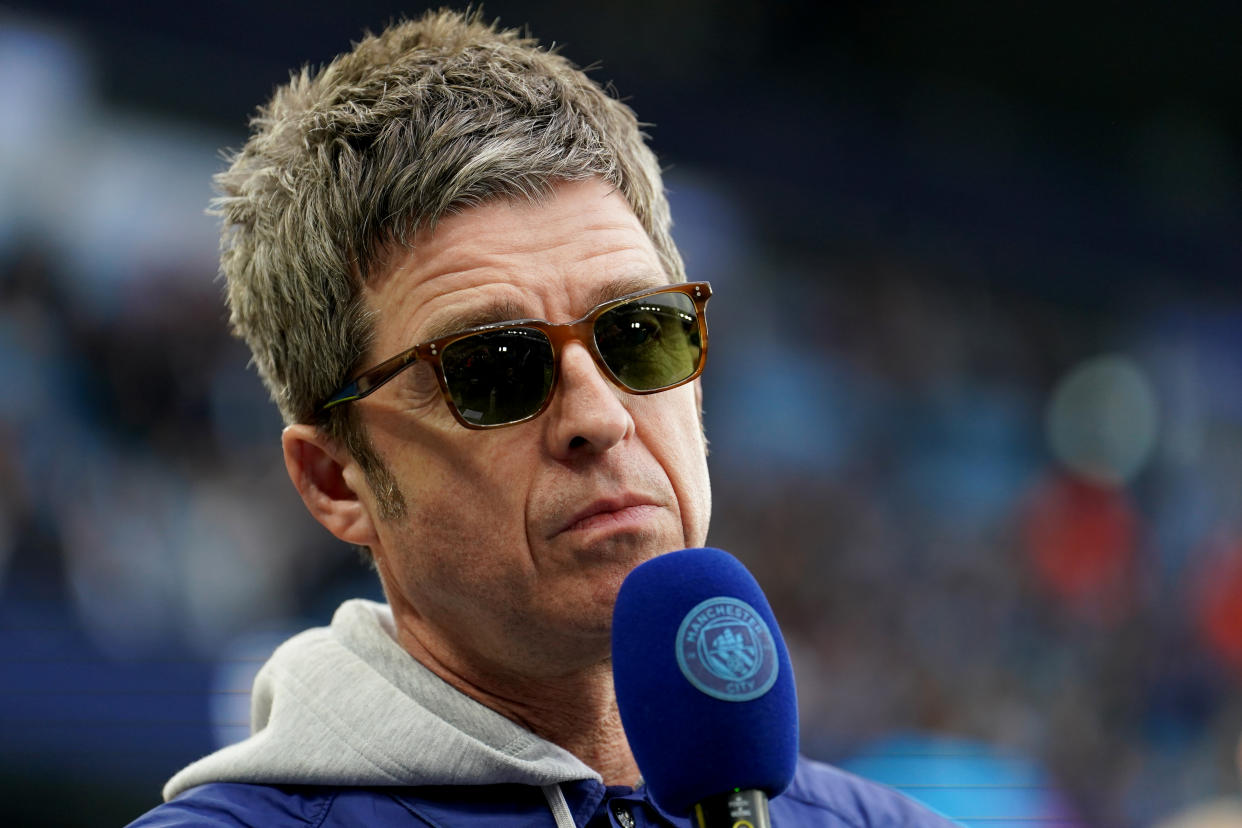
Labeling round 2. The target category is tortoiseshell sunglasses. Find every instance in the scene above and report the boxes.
[320,281,711,429]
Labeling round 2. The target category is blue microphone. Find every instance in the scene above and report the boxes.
[612,547,798,825]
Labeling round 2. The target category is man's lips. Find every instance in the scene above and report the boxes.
[554,496,662,537]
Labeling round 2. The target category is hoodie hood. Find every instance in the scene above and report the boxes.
[164,599,600,801]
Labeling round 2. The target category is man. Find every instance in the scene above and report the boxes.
[130,10,955,826]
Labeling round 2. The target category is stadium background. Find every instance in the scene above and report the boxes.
[0,2,1240,825]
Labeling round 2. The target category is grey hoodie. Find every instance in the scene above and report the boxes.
[164,599,598,824]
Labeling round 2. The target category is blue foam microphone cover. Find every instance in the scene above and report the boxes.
[612,547,798,816]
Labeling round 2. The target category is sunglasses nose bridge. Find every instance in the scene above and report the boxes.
[543,317,612,381]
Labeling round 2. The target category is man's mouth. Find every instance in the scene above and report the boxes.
[556,496,662,537]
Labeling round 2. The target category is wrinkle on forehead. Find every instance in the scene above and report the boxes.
[361,180,665,355]
[371,183,635,270]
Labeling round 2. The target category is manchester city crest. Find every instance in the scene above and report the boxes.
[675,596,779,702]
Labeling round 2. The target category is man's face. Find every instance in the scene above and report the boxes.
[352,178,711,679]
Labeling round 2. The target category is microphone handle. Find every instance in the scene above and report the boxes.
[692,789,771,828]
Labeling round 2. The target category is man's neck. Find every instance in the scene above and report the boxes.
[394,621,641,787]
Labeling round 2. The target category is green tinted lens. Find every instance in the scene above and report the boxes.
[594,292,702,391]
[441,328,555,425]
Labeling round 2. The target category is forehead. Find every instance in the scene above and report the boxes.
[364,179,669,352]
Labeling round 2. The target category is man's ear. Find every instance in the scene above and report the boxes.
[282,424,380,548]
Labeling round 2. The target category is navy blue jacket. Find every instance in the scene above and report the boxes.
[131,756,958,827]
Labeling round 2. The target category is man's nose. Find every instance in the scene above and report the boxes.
[542,341,633,458]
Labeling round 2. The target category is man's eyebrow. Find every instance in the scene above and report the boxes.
[420,298,529,343]
[419,273,669,343]
[583,274,670,312]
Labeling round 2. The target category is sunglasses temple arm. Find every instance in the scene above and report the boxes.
[321,382,362,411]
[321,349,425,413]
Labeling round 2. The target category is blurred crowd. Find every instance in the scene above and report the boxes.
[2,13,1241,828]
[703,259,1242,825]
